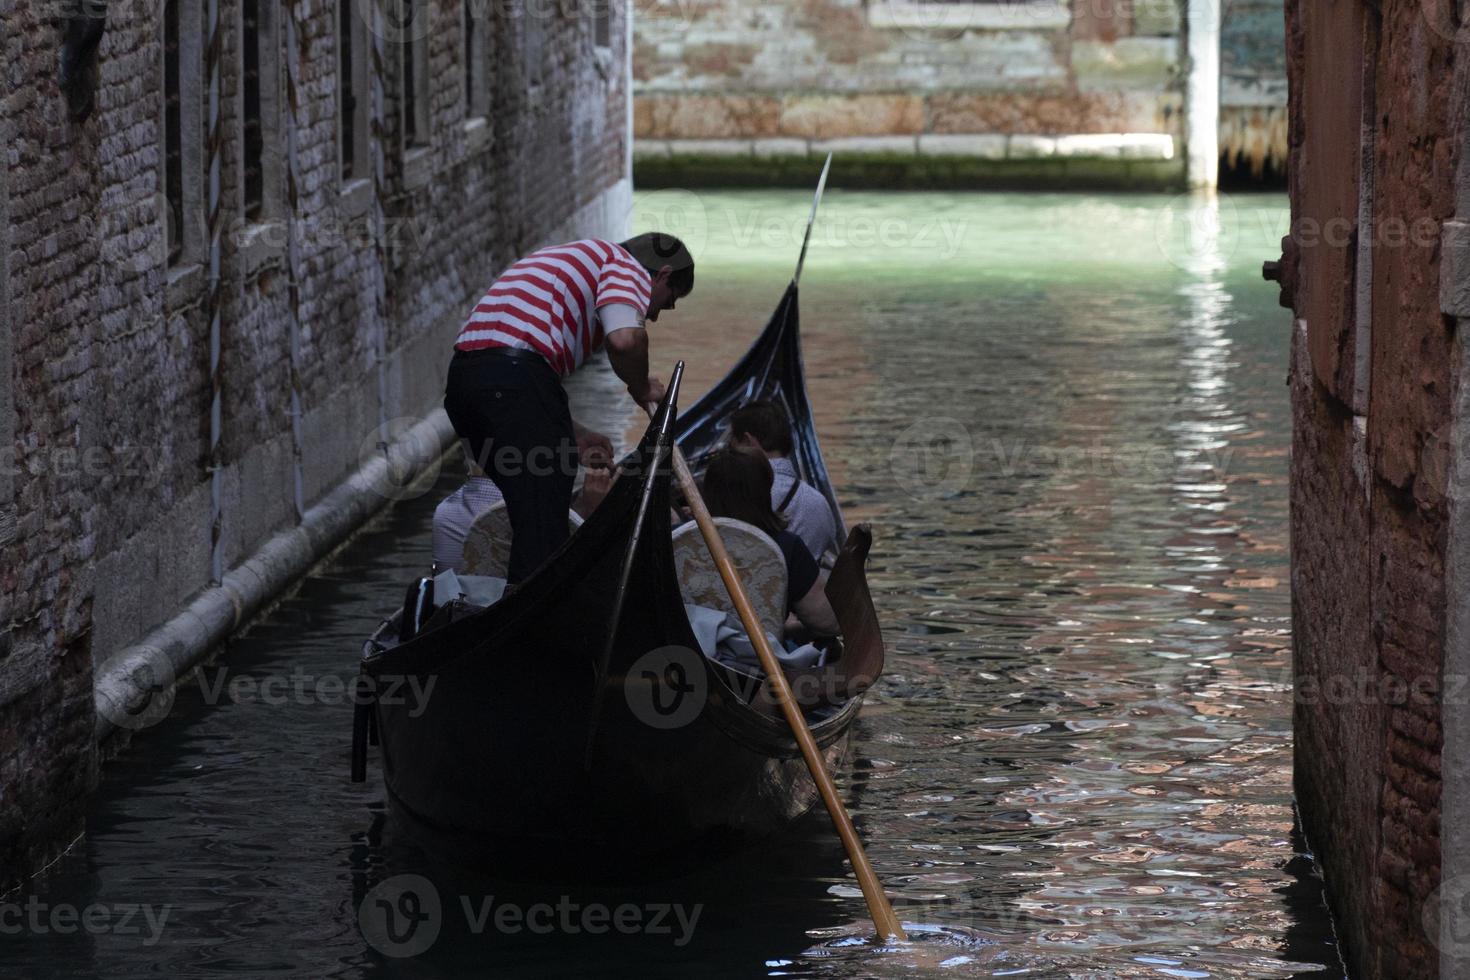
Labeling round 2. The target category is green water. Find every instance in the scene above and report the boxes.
[3,191,1336,979]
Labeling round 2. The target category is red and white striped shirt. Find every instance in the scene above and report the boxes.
[454,240,653,376]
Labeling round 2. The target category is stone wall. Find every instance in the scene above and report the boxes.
[1220,0,1287,179]
[0,0,632,888]
[1281,0,1465,976]
[631,0,1286,187]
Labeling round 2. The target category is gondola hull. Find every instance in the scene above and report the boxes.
[359,286,884,863]
[370,624,856,858]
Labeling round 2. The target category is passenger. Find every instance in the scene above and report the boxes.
[700,447,841,636]
[433,446,614,574]
[729,400,841,561]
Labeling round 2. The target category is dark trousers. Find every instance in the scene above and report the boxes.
[444,349,577,584]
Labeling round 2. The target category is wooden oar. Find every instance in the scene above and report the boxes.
[648,403,908,942]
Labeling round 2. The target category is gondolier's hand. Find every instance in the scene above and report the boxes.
[573,465,615,518]
[627,375,665,409]
[573,423,614,469]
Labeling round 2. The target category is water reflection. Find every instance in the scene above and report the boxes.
[3,191,1334,979]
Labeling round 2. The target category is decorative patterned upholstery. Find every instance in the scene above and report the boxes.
[461,502,584,578]
[672,518,789,640]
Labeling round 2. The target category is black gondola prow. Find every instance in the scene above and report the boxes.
[583,361,686,766]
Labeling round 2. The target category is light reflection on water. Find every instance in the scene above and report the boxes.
[4,191,1336,979]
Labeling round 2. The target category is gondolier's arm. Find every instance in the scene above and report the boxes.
[604,310,665,407]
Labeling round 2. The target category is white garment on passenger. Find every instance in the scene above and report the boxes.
[432,477,504,572]
[683,603,826,672]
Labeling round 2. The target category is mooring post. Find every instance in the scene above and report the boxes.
[1185,0,1222,190]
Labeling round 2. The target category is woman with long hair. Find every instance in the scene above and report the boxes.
[699,447,841,636]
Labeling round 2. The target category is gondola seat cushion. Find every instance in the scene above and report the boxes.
[461,502,584,578]
[672,518,788,640]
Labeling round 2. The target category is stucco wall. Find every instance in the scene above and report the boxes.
[633,0,1184,185]
[1220,0,1288,178]
[631,0,1287,186]
[0,0,632,888]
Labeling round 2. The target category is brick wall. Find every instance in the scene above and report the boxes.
[1282,0,1464,976]
[0,0,632,888]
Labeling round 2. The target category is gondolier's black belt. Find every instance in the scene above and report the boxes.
[453,345,550,369]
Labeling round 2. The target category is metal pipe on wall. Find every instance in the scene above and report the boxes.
[205,0,225,583]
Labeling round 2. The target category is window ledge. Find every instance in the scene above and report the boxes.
[403,146,434,192]
[236,220,286,280]
[869,1,1071,31]
[166,261,206,310]
[463,116,492,154]
[340,177,374,221]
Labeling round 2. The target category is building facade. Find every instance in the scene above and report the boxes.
[632,0,1286,189]
[1276,0,1468,976]
[0,0,633,888]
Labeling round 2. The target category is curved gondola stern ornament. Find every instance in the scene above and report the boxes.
[793,153,833,288]
[675,157,846,540]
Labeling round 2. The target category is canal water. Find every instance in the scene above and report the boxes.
[3,191,1339,978]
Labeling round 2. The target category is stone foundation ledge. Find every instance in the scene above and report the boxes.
[636,133,1176,162]
[634,133,1183,190]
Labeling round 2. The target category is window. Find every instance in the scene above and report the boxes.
[165,0,183,262]
[242,0,263,216]
[465,0,489,118]
[339,0,369,184]
[0,115,13,548]
[522,1,545,88]
[464,1,475,107]
[402,0,431,147]
[161,0,203,266]
[593,0,612,49]
[241,0,280,221]
[339,0,353,178]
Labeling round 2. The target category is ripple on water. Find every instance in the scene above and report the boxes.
[6,192,1335,980]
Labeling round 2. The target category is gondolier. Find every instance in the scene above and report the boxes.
[444,232,695,583]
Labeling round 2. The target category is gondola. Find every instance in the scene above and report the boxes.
[353,187,884,866]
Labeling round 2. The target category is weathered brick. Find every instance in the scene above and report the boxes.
[1287,0,1463,976]
[0,0,630,889]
